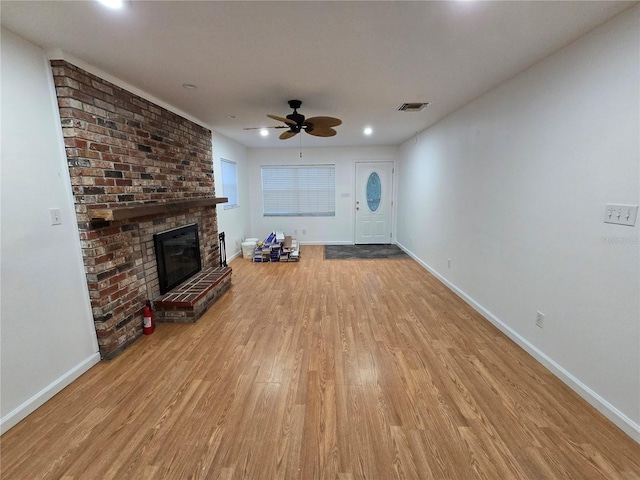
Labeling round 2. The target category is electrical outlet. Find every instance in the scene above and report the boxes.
[302,229,307,235]
[536,311,545,329]
[447,259,451,269]
[604,204,638,226]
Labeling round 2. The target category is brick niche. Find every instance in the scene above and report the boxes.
[51,60,230,359]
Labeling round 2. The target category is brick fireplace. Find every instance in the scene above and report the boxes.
[51,60,231,359]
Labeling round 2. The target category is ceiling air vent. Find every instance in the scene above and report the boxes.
[397,102,429,112]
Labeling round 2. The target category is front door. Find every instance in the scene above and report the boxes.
[355,161,393,244]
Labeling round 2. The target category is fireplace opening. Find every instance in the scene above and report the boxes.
[154,224,202,295]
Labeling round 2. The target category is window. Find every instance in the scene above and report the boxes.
[220,159,238,209]
[261,165,335,216]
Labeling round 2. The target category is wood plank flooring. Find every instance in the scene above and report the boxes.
[1,245,639,479]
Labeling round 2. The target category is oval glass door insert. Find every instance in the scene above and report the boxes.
[366,172,382,212]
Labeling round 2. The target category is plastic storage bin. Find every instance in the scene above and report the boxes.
[242,240,257,259]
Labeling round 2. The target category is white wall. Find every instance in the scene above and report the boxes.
[1,29,100,433]
[396,7,640,441]
[212,132,251,260]
[247,146,399,244]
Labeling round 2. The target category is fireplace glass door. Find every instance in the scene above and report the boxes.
[154,224,202,294]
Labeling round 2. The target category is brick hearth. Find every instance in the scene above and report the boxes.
[51,60,231,359]
[154,267,232,323]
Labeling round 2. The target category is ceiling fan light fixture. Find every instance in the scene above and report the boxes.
[397,102,430,112]
[259,128,269,137]
[363,127,373,136]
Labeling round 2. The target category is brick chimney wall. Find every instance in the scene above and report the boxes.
[51,60,220,359]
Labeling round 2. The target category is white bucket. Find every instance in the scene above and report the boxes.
[241,241,257,259]
[245,237,259,244]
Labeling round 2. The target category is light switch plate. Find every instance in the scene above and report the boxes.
[604,204,638,226]
[49,208,62,225]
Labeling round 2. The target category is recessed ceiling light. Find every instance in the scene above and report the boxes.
[97,0,124,9]
[363,127,373,136]
[259,129,269,137]
[182,83,197,90]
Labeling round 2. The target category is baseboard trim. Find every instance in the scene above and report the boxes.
[300,241,354,246]
[0,352,101,434]
[227,250,241,261]
[396,242,640,444]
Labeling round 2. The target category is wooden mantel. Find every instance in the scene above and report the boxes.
[88,197,228,222]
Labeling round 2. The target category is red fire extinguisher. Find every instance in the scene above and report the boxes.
[143,300,155,335]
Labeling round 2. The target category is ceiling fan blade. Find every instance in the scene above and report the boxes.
[305,116,342,128]
[267,114,297,126]
[243,125,287,130]
[306,127,337,137]
[279,130,298,140]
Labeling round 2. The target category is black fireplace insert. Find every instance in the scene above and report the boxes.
[154,223,202,294]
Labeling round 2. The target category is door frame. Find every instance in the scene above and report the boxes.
[353,160,396,244]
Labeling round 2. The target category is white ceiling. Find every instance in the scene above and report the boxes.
[1,1,636,148]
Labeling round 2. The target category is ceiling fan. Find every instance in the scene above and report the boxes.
[245,100,342,140]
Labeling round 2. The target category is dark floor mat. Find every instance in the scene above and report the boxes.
[324,244,409,260]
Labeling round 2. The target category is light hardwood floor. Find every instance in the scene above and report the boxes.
[2,245,639,479]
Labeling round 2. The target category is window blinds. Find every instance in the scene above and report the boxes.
[221,159,238,208]
[261,165,335,216]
